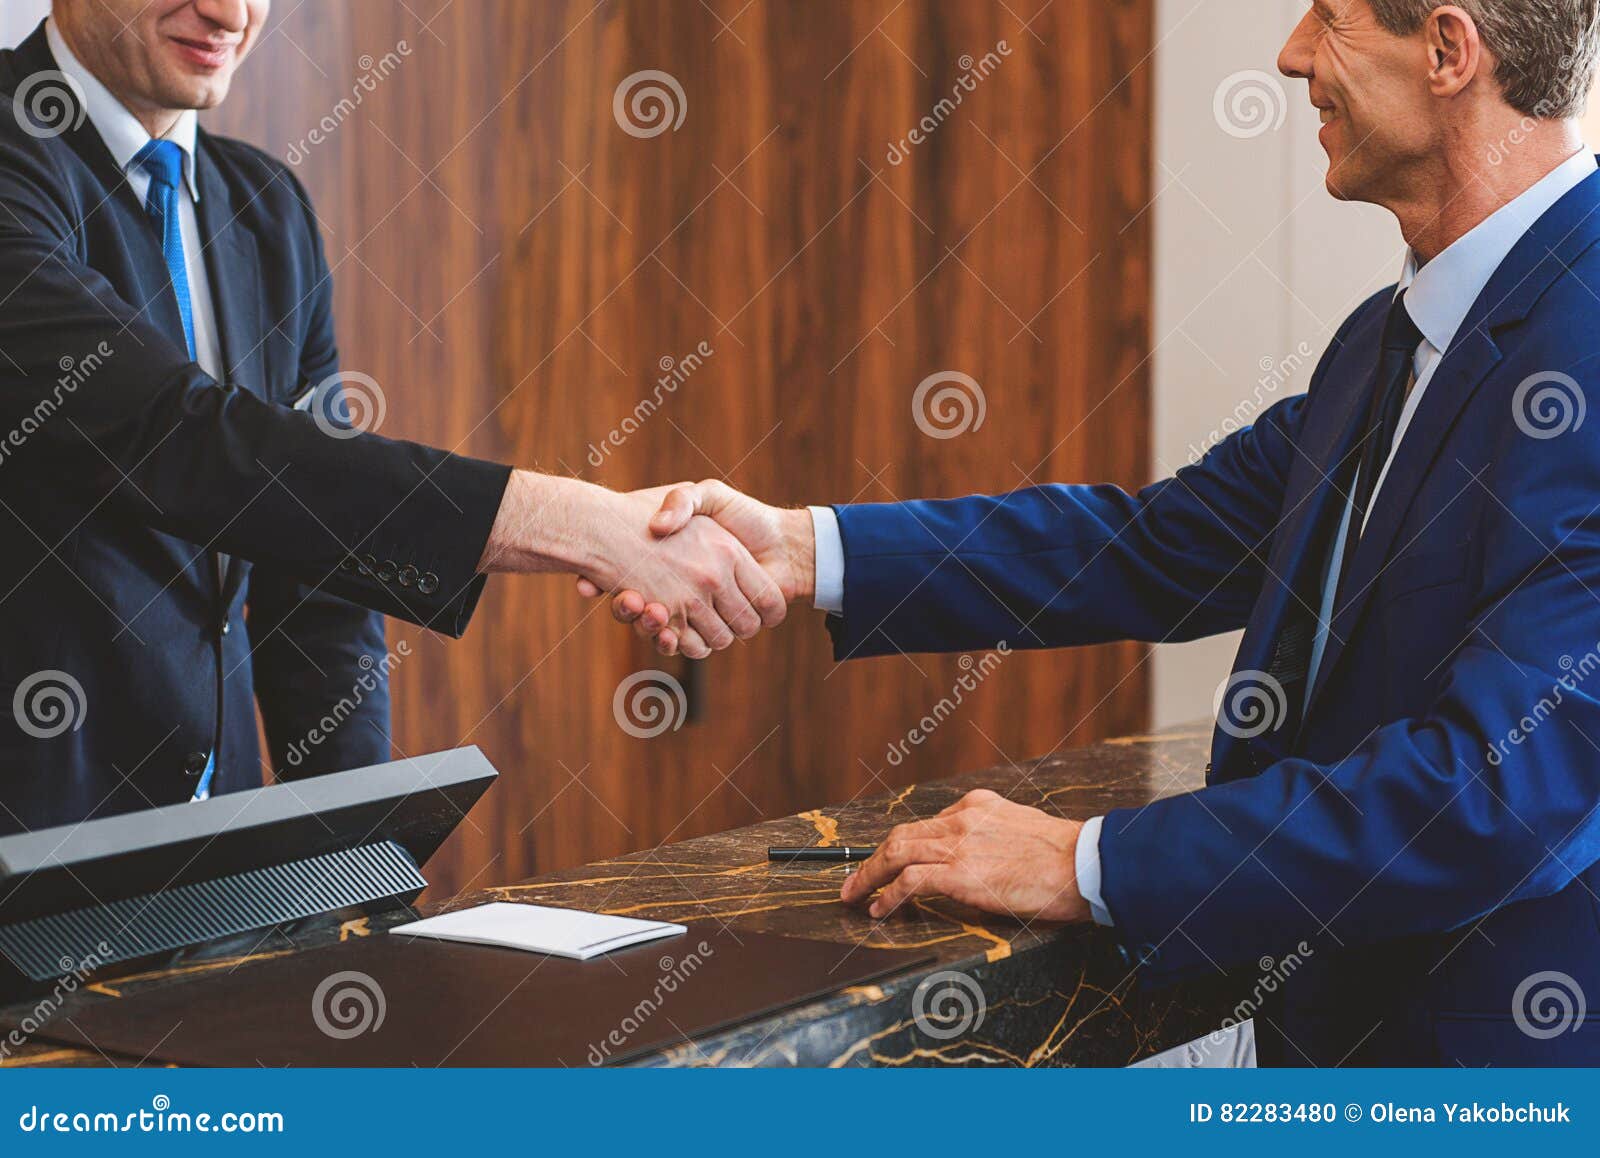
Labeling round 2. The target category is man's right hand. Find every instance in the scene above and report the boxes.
[479,472,789,659]
[576,480,817,656]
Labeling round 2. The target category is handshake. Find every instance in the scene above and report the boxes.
[480,472,815,659]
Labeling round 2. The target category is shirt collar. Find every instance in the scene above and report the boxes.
[45,18,201,202]
[1397,149,1597,354]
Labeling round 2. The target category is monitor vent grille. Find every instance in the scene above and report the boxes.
[0,840,424,981]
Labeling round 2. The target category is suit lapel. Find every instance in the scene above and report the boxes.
[1304,165,1600,714]
[194,135,264,607]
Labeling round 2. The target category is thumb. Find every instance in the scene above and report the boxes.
[649,482,706,537]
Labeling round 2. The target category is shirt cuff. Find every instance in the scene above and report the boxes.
[809,505,845,614]
[1075,814,1114,926]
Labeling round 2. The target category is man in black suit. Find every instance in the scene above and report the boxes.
[0,1,790,834]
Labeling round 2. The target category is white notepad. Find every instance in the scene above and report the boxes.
[388,902,686,961]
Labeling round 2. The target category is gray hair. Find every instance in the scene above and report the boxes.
[1368,0,1600,118]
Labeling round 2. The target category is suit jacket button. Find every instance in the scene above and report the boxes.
[397,564,419,588]
[417,571,440,596]
[339,555,358,572]
[220,621,231,636]
[359,553,377,577]
[184,751,209,778]
[376,559,397,583]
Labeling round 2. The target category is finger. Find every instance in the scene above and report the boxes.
[576,577,601,598]
[611,591,647,624]
[714,578,763,641]
[870,863,947,919]
[649,484,704,538]
[736,553,787,630]
[840,834,952,904]
[686,599,736,651]
[654,627,680,656]
[939,788,1004,816]
[675,625,710,659]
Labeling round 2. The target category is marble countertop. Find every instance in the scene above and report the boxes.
[1,724,1242,1067]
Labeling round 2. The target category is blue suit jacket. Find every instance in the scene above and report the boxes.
[830,165,1600,1065]
[0,25,509,833]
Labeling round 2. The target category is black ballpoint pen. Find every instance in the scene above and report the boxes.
[768,846,878,863]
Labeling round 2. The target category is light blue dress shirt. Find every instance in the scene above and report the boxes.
[809,148,1597,926]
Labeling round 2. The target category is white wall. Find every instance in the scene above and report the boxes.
[2,2,48,47]
[1151,0,1409,727]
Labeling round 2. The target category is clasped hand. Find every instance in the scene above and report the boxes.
[576,480,813,658]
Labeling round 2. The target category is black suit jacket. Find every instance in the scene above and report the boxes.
[0,24,511,834]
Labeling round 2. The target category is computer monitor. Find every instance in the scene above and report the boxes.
[0,747,497,988]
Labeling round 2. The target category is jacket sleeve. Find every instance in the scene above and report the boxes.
[1098,379,1600,985]
[824,332,1363,659]
[249,199,395,779]
[0,108,509,637]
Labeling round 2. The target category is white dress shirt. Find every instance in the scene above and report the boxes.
[809,147,1598,927]
[46,19,224,383]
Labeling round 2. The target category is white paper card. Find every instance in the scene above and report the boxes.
[388,902,685,961]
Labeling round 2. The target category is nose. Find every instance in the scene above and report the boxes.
[192,0,250,34]
[1278,8,1317,80]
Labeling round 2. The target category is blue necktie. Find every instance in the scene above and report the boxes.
[133,140,196,358]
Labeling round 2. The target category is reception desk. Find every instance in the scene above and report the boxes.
[1,725,1243,1068]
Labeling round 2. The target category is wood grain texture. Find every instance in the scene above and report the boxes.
[206,0,1155,897]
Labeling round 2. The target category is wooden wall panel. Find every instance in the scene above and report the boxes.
[208,0,1155,897]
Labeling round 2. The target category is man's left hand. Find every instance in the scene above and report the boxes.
[839,789,1091,923]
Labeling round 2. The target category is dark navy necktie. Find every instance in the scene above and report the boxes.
[1330,290,1424,614]
[133,139,196,358]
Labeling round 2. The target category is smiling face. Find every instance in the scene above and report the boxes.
[52,0,268,120]
[1278,0,1437,203]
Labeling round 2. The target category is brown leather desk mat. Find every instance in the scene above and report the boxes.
[39,926,932,1066]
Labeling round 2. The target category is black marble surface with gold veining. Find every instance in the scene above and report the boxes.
[0,725,1244,1067]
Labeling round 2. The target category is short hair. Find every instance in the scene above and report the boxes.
[1367,0,1600,118]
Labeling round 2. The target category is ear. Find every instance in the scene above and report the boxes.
[1424,5,1484,99]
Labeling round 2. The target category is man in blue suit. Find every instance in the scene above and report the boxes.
[606,0,1600,1064]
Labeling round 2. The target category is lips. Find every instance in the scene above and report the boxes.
[169,36,234,70]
